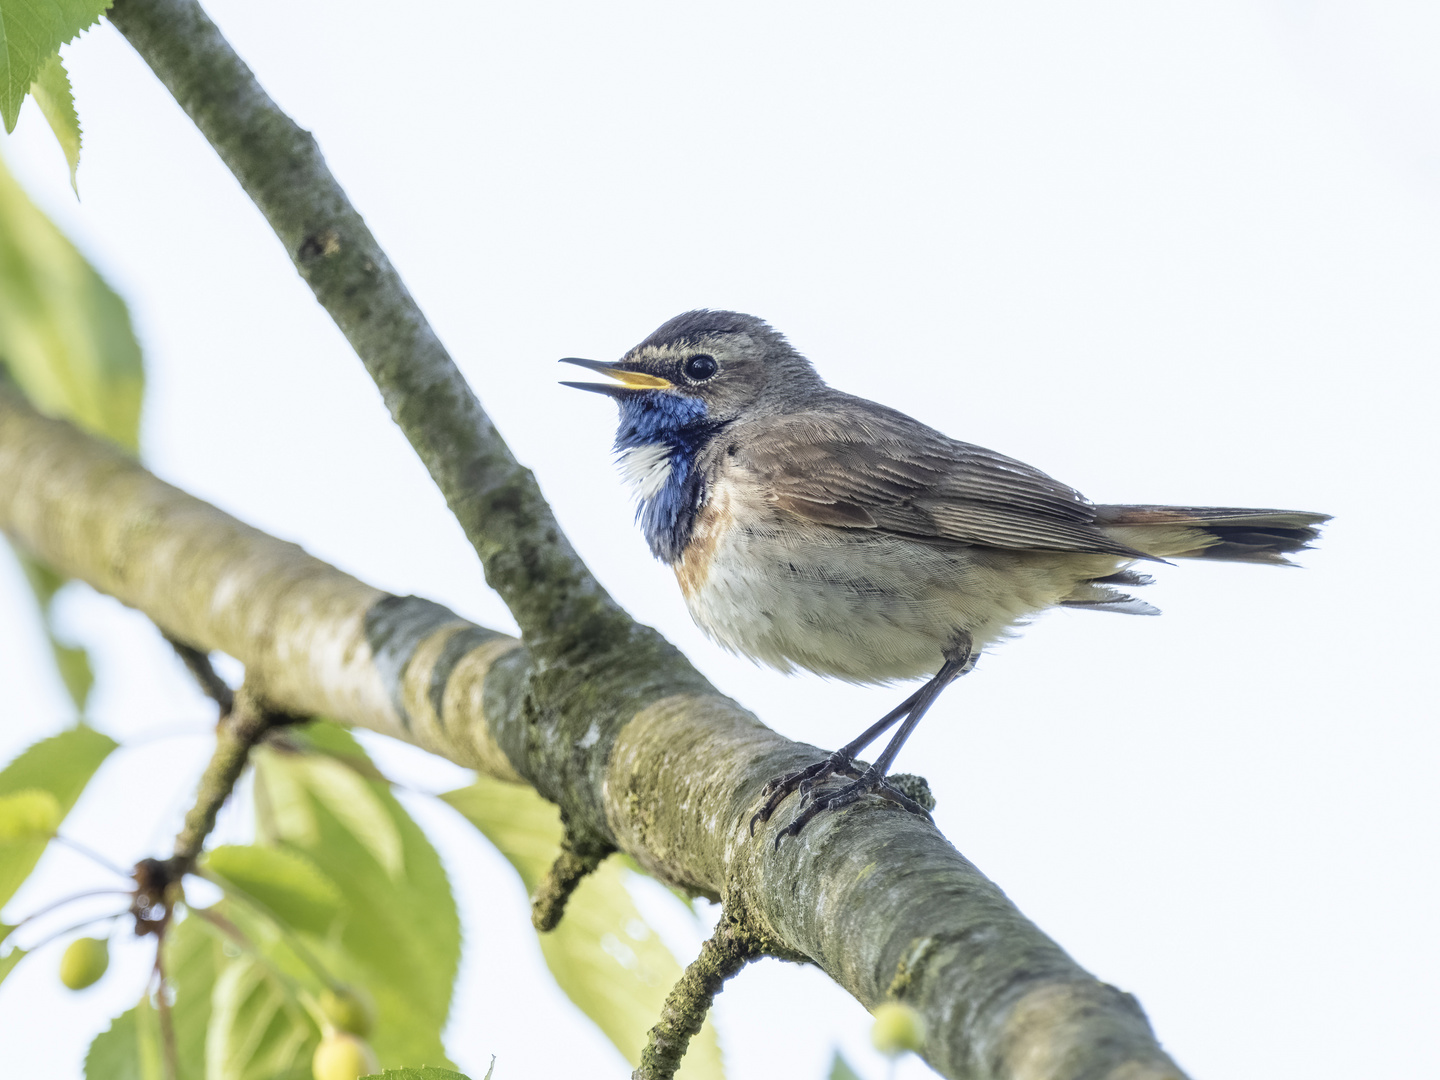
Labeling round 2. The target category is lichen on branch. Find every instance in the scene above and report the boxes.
[634,915,767,1080]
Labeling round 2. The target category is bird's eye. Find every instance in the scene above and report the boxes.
[682,354,718,382]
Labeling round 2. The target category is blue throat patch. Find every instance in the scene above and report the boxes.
[612,392,723,564]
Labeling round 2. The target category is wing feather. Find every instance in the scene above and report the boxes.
[737,398,1143,556]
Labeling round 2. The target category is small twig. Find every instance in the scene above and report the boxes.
[5,889,133,934]
[52,833,133,878]
[164,634,235,715]
[14,911,128,953]
[122,720,228,747]
[128,681,302,942]
[531,829,613,932]
[189,904,251,948]
[169,682,297,869]
[633,915,766,1080]
[153,941,179,1080]
[123,683,302,1080]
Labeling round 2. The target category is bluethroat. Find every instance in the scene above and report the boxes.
[562,311,1327,844]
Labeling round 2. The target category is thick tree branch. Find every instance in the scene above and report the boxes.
[0,388,1188,1080]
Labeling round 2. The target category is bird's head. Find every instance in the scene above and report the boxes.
[561,310,823,448]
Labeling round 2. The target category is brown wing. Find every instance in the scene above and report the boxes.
[738,398,1144,557]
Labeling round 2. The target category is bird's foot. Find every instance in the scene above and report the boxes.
[748,750,865,837]
[750,761,933,848]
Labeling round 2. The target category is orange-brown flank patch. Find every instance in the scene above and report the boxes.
[674,489,732,599]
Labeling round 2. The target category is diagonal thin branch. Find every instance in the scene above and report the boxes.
[105,0,629,668]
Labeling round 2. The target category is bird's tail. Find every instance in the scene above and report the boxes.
[1094,505,1330,566]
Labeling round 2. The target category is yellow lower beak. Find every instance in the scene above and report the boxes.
[602,368,672,389]
[558,358,673,392]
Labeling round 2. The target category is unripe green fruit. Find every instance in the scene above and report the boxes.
[312,1031,379,1080]
[319,986,376,1037]
[59,937,109,990]
[871,1001,924,1057]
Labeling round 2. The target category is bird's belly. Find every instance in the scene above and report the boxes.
[674,511,1099,683]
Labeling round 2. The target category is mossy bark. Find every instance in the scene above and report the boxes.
[635,916,764,1080]
[0,387,1187,1080]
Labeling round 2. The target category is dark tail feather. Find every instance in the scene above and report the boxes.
[1094,505,1330,565]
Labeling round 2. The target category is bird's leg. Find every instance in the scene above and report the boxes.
[753,635,976,846]
[792,685,930,804]
[748,686,925,836]
[771,657,964,844]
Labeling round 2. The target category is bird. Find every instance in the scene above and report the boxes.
[561,310,1327,844]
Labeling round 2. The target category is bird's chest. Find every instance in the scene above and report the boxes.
[671,482,968,680]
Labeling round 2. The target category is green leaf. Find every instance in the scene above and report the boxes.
[85,999,166,1080]
[83,915,245,1080]
[290,755,403,879]
[28,50,79,193]
[164,913,225,1080]
[206,953,316,1080]
[0,710,114,799]
[0,150,144,450]
[0,0,111,132]
[16,547,64,606]
[0,724,116,908]
[828,1050,865,1080]
[0,788,61,901]
[1,29,139,725]
[360,1070,473,1080]
[440,777,724,1079]
[51,637,94,709]
[203,845,343,936]
[9,545,95,714]
[253,722,460,1070]
[0,943,25,986]
[0,789,60,927]
[0,921,17,993]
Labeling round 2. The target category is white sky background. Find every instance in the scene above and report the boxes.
[2,1,1438,1077]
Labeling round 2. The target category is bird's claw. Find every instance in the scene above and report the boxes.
[749,757,931,844]
[748,751,860,835]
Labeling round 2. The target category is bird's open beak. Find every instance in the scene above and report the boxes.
[559,357,672,396]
